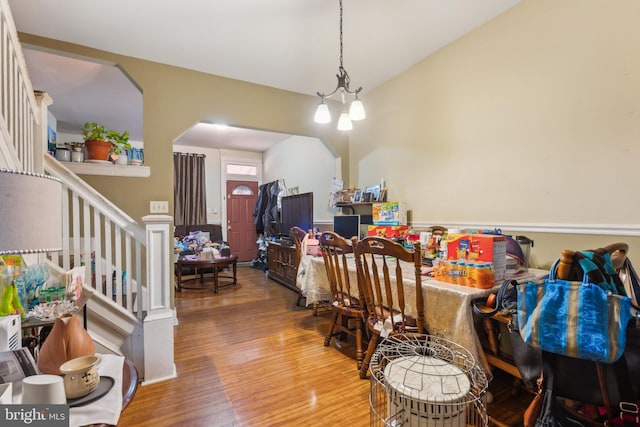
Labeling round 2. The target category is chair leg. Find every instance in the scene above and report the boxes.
[359,334,379,379]
[324,311,340,347]
[355,319,363,370]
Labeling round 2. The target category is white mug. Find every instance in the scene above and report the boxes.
[21,374,66,404]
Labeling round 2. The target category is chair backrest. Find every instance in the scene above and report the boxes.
[319,231,362,307]
[556,243,627,295]
[352,236,424,334]
[290,226,307,263]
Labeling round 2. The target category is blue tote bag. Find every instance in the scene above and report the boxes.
[517,258,633,363]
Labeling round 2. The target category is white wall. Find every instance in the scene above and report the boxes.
[56,131,143,149]
[263,135,339,226]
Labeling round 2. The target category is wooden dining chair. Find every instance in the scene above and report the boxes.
[352,236,425,379]
[319,231,367,370]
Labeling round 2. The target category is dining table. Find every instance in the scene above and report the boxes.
[296,253,544,375]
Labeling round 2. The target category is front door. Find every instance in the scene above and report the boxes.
[226,180,259,262]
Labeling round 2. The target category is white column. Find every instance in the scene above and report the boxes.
[141,214,177,384]
[34,91,52,174]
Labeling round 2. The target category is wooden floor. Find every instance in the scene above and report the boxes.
[118,266,532,427]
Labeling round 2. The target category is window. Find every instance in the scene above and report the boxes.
[226,163,257,176]
[231,185,254,196]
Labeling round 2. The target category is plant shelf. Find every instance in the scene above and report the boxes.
[65,162,150,177]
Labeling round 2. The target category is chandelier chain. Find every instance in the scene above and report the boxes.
[339,0,343,69]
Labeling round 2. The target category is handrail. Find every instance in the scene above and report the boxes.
[45,155,146,319]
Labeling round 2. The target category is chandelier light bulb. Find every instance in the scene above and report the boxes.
[337,110,353,131]
[349,98,365,121]
[314,101,331,124]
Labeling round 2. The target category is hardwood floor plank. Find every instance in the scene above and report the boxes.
[118,266,528,427]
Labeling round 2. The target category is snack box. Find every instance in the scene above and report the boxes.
[372,202,407,225]
[447,234,506,281]
[367,225,409,239]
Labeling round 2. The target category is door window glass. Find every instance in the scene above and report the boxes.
[231,185,254,196]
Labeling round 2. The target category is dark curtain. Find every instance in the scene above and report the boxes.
[173,152,207,226]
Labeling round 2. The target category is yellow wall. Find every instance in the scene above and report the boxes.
[19,33,349,226]
[350,0,640,267]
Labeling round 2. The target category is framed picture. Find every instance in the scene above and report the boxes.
[365,185,381,202]
[352,189,363,203]
[377,188,387,202]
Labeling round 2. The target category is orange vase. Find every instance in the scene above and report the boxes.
[37,314,95,375]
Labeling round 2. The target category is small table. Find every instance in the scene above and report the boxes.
[88,359,138,427]
[176,255,238,293]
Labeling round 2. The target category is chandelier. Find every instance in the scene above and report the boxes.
[313,0,365,131]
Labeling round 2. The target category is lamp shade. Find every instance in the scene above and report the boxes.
[337,111,353,131]
[349,99,366,121]
[314,102,331,124]
[0,169,63,255]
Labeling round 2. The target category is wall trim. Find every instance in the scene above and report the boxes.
[411,221,640,237]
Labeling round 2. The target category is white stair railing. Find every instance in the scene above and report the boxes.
[0,0,40,172]
[45,155,146,320]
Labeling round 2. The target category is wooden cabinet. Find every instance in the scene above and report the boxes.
[266,242,298,290]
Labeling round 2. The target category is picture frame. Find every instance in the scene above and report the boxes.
[362,192,373,202]
[352,189,363,203]
[365,185,381,202]
[377,188,387,202]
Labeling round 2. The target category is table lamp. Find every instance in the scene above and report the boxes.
[0,169,63,255]
[0,169,63,350]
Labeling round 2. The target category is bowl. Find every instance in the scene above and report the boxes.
[59,355,100,399]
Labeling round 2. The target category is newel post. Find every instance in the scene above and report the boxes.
[141,214,177,384]
[34,91,52,174]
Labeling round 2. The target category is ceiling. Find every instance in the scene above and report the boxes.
[9,0,520,151]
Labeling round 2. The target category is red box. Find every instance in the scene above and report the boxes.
[367,225,409,239]
[447,234,506,281]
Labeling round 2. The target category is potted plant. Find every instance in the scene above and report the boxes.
[82,122,111,162]
[106,130,132,165]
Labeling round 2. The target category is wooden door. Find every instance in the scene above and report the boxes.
[226,180,259,262]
